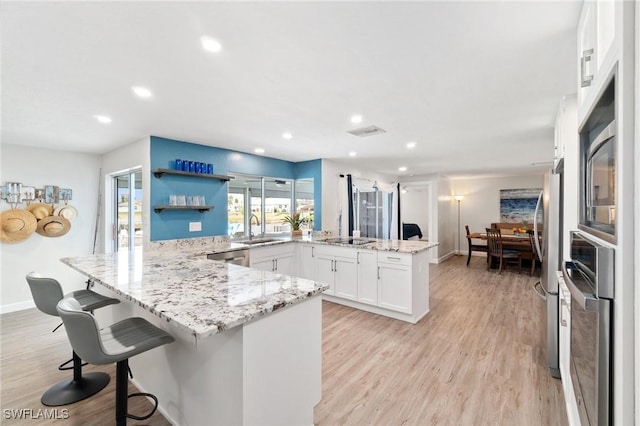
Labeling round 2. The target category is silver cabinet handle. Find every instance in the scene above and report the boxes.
[275,258,278,271]
[386,256,401,261]
[581,48,594,88]
[357,252,360,264]
[272,259,275,271]
[377,266,381,280]
[334,259,337,272]
[311,247,314,258]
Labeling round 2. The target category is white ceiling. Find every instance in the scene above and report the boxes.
[1,1,581,178]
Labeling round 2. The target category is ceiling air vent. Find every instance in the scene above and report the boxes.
[347,125,386,137]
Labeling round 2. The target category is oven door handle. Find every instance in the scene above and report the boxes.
[562,262,600,312]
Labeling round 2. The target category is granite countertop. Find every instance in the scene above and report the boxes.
[61,249,328,340]
[149,235,439,257]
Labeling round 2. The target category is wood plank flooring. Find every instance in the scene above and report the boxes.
[1,256,567,425]
[315,256,568,425]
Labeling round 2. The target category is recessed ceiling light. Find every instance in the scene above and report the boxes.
[93,115,112,124]
[350,114,363,124]
[406,142,416,149]
[349,151,357,157]
[201,36,222,53]
[132,86,152,98]
[254,148,265,154]
[282,132,292,140]
[398,166,408,172]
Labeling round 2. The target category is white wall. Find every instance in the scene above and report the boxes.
[320,159,395,234]
[0,144,101,313]
[400,188,429,240]
[451,174,544,257]
[100,137,150,253]
[436,178,455,261]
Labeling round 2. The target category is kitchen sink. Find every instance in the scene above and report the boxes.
[237,238,282,245]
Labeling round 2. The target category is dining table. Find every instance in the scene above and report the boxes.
[467,231,539,272]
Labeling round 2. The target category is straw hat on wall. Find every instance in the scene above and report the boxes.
[1,209,38,243]
[36,216,71,238]
[26,203,54,220]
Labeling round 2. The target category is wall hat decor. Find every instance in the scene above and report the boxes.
[26,202,54,220]
[0,209,38,243]
[36,216,71,238]
[1,181,75,242]
[53,204,78,221]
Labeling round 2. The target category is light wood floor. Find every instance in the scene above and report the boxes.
[315,256,568,425]
[1,256,567,425]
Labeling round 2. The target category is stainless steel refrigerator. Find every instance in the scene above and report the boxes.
[533,163,563,378]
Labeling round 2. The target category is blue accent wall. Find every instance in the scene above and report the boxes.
[293,159,322,230]
[150,136,306,240]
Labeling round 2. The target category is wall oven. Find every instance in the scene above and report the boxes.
[579,73,616,243]
[562,231,614,426]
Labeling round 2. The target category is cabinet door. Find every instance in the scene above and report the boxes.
[378,263,412,314]
[577,0,596,107]
[357,250,378,306]
[333,256,358,301]
[251,257,274,272]
[299,245,316,280]
[315,255,335,295]
[274,253,294,276]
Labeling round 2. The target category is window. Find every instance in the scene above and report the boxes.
[228,174,295,238]
[113,169,142,251]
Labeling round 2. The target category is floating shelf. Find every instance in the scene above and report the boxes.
[153,205,214,213]
[152,168,231,181]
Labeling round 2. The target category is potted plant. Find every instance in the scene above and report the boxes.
[282,212,306,237]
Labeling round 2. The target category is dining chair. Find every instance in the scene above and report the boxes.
[465,225,488,266]
[485,228,522,274]
[525,230,542,275]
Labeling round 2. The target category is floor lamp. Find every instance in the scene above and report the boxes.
[454,195,464,255]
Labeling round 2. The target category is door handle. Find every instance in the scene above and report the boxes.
[562,262,600,311]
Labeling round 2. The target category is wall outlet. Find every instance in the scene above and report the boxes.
[189,222,202,232]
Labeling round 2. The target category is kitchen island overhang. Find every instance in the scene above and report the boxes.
[61,248,327,426]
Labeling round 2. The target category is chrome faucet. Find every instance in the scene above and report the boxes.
[249,214,261,239]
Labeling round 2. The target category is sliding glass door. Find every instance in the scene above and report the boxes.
[113,169,142,251]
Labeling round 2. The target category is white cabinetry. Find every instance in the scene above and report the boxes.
[576,0,623,120]
[250,244,294,275]
[298,244,316,280]
[314,246,357,300]
[356,250,378,306]
[377,253,412,314]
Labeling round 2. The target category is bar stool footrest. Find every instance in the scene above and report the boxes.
[58,357,88,371]
[126,392,158,421]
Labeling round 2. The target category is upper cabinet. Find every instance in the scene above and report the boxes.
[576,0,624,121]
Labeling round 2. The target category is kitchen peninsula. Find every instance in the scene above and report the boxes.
[61,235,437,425]
[62,248,328,426]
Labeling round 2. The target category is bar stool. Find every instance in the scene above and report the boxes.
[26,272,120,406]
[57,296,175,426]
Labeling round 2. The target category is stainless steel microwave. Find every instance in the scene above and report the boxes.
[579,75,616,244]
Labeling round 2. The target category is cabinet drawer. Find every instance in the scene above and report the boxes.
[377,252,411,266]
[315,245,357,260]
[250,243,294,261]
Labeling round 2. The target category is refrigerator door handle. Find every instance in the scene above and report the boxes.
[533,190,543,261]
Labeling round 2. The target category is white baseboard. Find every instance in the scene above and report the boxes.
[1,300,35,315]
[434,251,456,264]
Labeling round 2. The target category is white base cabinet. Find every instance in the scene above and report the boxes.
[250,244,294,275]
[314,246,357,300]
[323,248,431,324]
[356,250,378,306]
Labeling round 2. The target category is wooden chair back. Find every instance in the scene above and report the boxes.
[485,227,503,255]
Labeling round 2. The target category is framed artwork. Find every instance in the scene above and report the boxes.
[59,188,72,202]
[500,188,542,224]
